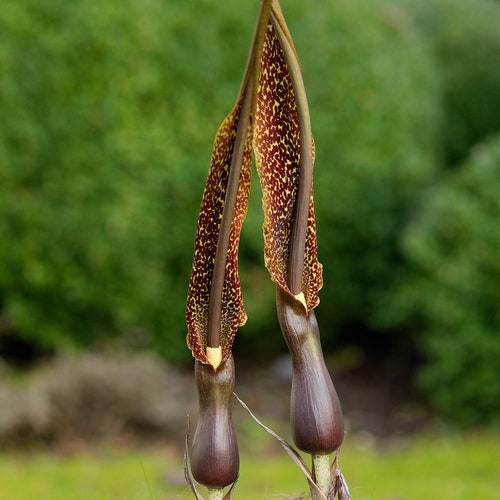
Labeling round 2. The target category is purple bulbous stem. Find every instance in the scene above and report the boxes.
[190,356,239,488]
[276,287,344,455]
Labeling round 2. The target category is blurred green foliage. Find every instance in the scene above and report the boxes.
[290,0,441,342]
[383,135,500,425]
[0,431,498,499]
[0,0,499,423]
[0,0,259,362]
[391,0,500,166]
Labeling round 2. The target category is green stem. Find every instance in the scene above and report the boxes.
[207,487,224,500]
[312,452,332,496]
[270,2,313,297]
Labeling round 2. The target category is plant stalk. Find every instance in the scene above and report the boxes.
[207,487,224,500]
[312,453,332,496]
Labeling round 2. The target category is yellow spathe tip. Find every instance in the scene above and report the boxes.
[206,346,222,370]
[293,291,307,310]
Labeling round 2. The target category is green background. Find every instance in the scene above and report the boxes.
[1,0,499,424]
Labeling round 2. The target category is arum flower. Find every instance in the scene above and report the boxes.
[185,1,271,497]
[254,7,322,311]
[185,88,253,371]
[185,0,272,373]
[253,5,347,496]
[184,1,348,498]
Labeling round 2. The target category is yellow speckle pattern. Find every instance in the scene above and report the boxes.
[186,101,253,364]
[253,22,322,311]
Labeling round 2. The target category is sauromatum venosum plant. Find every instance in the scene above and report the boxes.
[184,1,349,498]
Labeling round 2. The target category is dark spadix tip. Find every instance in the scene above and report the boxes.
[276,287,344,454]
[190,355,239,488]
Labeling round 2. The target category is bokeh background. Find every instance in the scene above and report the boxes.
[0,0,499,497]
